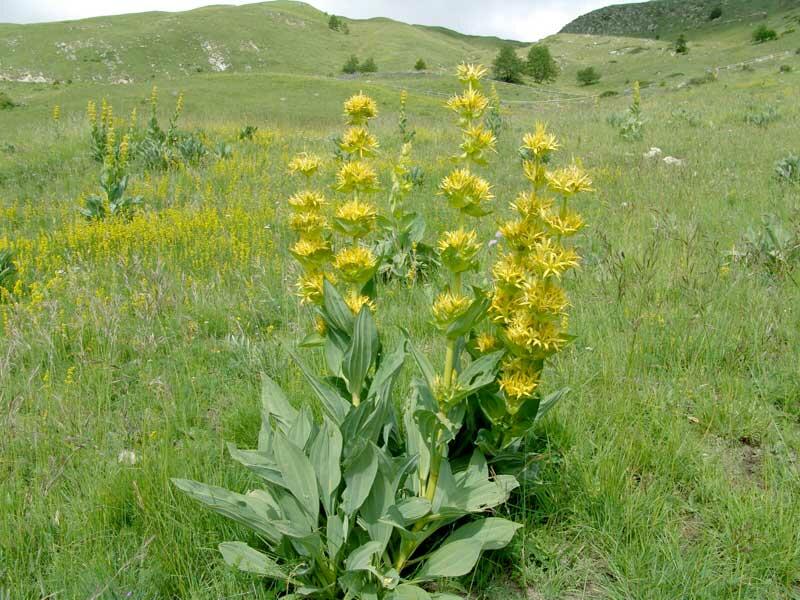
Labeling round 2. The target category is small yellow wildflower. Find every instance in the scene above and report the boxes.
[511,190,553,218]
[545,164,594,196]
[288,190,327,212]
[296,272,335,305]
[87,100,97,125]
[456,63,488,87]
[498,367,539,403]
[339,127,380,158]
[345,292,376,315]
[334,199,378,238]
[492,253,528,289]
[522,160,547,186]
[432,291,472,328]
[289,212,329,237]
[475,331,499,353]
[498,219,544,252]
[288,153,323,178]
[518,280,569,315]
[438,228,481,273]
[335,161,380,194]
[333,246,377,284]
[290,238,332,268]
[460,124,497,162]
[446,88,489,122]
[520,123,560,161]
[343,92,378,125]
[540,209,585,237]
[438,168,494,215]
[529,239,581,278]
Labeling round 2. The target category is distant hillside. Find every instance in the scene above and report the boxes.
[560,0,800,38]
[0,1,519,84]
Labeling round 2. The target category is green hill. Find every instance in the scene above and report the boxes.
[560,0,800,39]
[0,0,520,84]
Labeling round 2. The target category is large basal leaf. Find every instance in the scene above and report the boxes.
[367,341,406,404]
[227,444,286,489]
[309,418,343,517]
[273,432,320,527]
[343,305,380,397]
[289,350,350,425]
[259,374,298,450]
[342,442,379,515]
[218,542,294,582]
[401,328,436,390]
[171,479,282,544]
[536,387,570,420]
[455,351,504,399]
[442,517,522,551]
[322,279,355,336]
[387,584,432,600]
[414,538,483,580]
[344,540,383,572]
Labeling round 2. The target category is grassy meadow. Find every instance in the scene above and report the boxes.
[1,3,800,599]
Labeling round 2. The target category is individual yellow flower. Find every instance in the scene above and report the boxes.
[504,310,569,354]
[288,190,327,212]
[459,124,496,163]
[334,199,377,238]
[333,246,377,285]
[528,239,580,278]
[456,63,488,88]
[540,209,585,237]
[438,228,481,273]
[289,212,329,237]
[475,331,499,353]
[520,123,560,161]
[290,238,332,268]
[522,160,548,186]
[489,287,520,324]
[343,92,378,125]
[492,253,528,289]
[296,272,327,305]
[335,161,380,194]
[345,291,376,315]
[446,88,489,122]
[438,168,494,215]
[545,164,594,196]
[288,153,323,178]
[340,127,380,158]
[498,364,539,403]
[498,219,544,252]
[511,190,553,218]
[518,280,569,315]
[432,291,471,329]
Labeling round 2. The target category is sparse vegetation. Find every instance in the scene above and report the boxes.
[342,54,360,74]
[709,6,723,21]
[414,57,427,71]
[577,65,601,85]
[744,103,780,127]
[0,92,17,110]
[675,33,689,54]
[775,153,800,184]
[752,24,778,43]
[359,56,378,73]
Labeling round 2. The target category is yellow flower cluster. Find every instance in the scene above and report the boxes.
[487,122,592,409]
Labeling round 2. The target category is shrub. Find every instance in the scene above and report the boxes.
[0,92,16,110]
[577,66,601,85]
[0,249,17,299]
[342,54,360,74]
[414,58,427,71]
[492,45,525,83]
[752,24,778,43]
[174,65,593,598]
[526,44,559,83]
[744,104,779,127]
[599,90,618,98]
[687,70,718,86]
[238,124,258,141]
[729,214,800,276]
[775,154,800,184]
[328,14,348,33]
[359,57,378,73]
[675,34,689,54]
[779,64,792,73]
[709,6,722,20]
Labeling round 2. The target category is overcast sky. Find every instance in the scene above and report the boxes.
[0,0,639,41]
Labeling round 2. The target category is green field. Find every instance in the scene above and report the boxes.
[1,1,800,598]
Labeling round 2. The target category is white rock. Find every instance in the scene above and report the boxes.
[644,147,663,159]
[117,450,138,465]
[663,156,685,166]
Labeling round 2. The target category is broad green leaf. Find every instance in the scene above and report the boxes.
[322,279,354,335]
[342,442,379,515]
[273,432,320,527]
[171,479,282,544]
[218,542,294,582]
[226,444,286,489]
[367,341,406,403]
[445,288,489,340]
[288,405,313,450]
[326,512,346,561]
[345,540,383,572]
[387,584,432,600]
[259,374,298,449]
[414,538,482,580]
[309,418,343,517]
[401,328,436,389]
[289,350,350,425]
[343,306,380,397]
[455,351,504,398]
[443,517,522,551]
[536,387,570,420]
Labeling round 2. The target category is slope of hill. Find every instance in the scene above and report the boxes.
[560,0,800,39]
[0,0,518,84]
